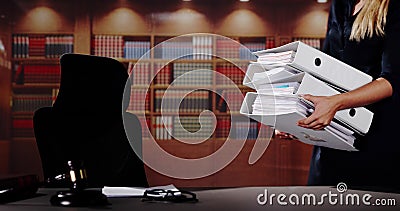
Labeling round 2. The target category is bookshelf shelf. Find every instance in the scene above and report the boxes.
[11,111,34,116]
[131,85,151,89]
[215,85,253,90]
[11,58,60,63]
[152,112,212,116]
[160,59,214,63]
[127,110,150,115]
[213,111,244,116]
[154,85,215,90]
[10,137,36,141]
[214,58,253,63]
[12,83,60,89]
[156,138,215,143]
[117,58,152,63]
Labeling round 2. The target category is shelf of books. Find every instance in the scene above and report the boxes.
[115,34,275,145]
[119,34,317,186]
[92,35,151,60]
[10,33,73,140]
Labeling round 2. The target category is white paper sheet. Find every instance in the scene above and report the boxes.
[102,184,179,197]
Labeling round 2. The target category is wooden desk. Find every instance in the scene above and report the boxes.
[1,186,399,211]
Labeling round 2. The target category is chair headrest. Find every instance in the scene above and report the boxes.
[52,54,131,116]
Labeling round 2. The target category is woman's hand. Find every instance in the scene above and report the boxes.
[297,94,341,130]
[297,78,392,130]
[274,129,297,140]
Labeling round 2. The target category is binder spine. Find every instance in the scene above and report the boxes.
[292,42,373,91]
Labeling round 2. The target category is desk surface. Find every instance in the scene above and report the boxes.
[1,186,399,211]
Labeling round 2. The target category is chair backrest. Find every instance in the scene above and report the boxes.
[33,53,148,188]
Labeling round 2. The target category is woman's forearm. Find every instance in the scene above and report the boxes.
[334,77,393,110]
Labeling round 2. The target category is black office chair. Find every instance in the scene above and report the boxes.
[33,53,148,188]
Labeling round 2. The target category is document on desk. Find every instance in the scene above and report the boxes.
[102,184,179,197]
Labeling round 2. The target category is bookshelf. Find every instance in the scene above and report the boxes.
[119,34,268,141]
[10,33,73,175]
[8,33,74,176]
[10,34,73,139]
[115,33,315,186]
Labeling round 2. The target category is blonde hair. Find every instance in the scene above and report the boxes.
[350,0,390,42]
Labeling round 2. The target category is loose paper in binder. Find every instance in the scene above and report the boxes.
[240,92,358,151]
[253,41,373,92]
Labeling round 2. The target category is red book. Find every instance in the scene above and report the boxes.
[29,35,45,57]
[12,119,33,129]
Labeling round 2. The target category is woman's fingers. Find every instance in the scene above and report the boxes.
[298,115,329,130]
